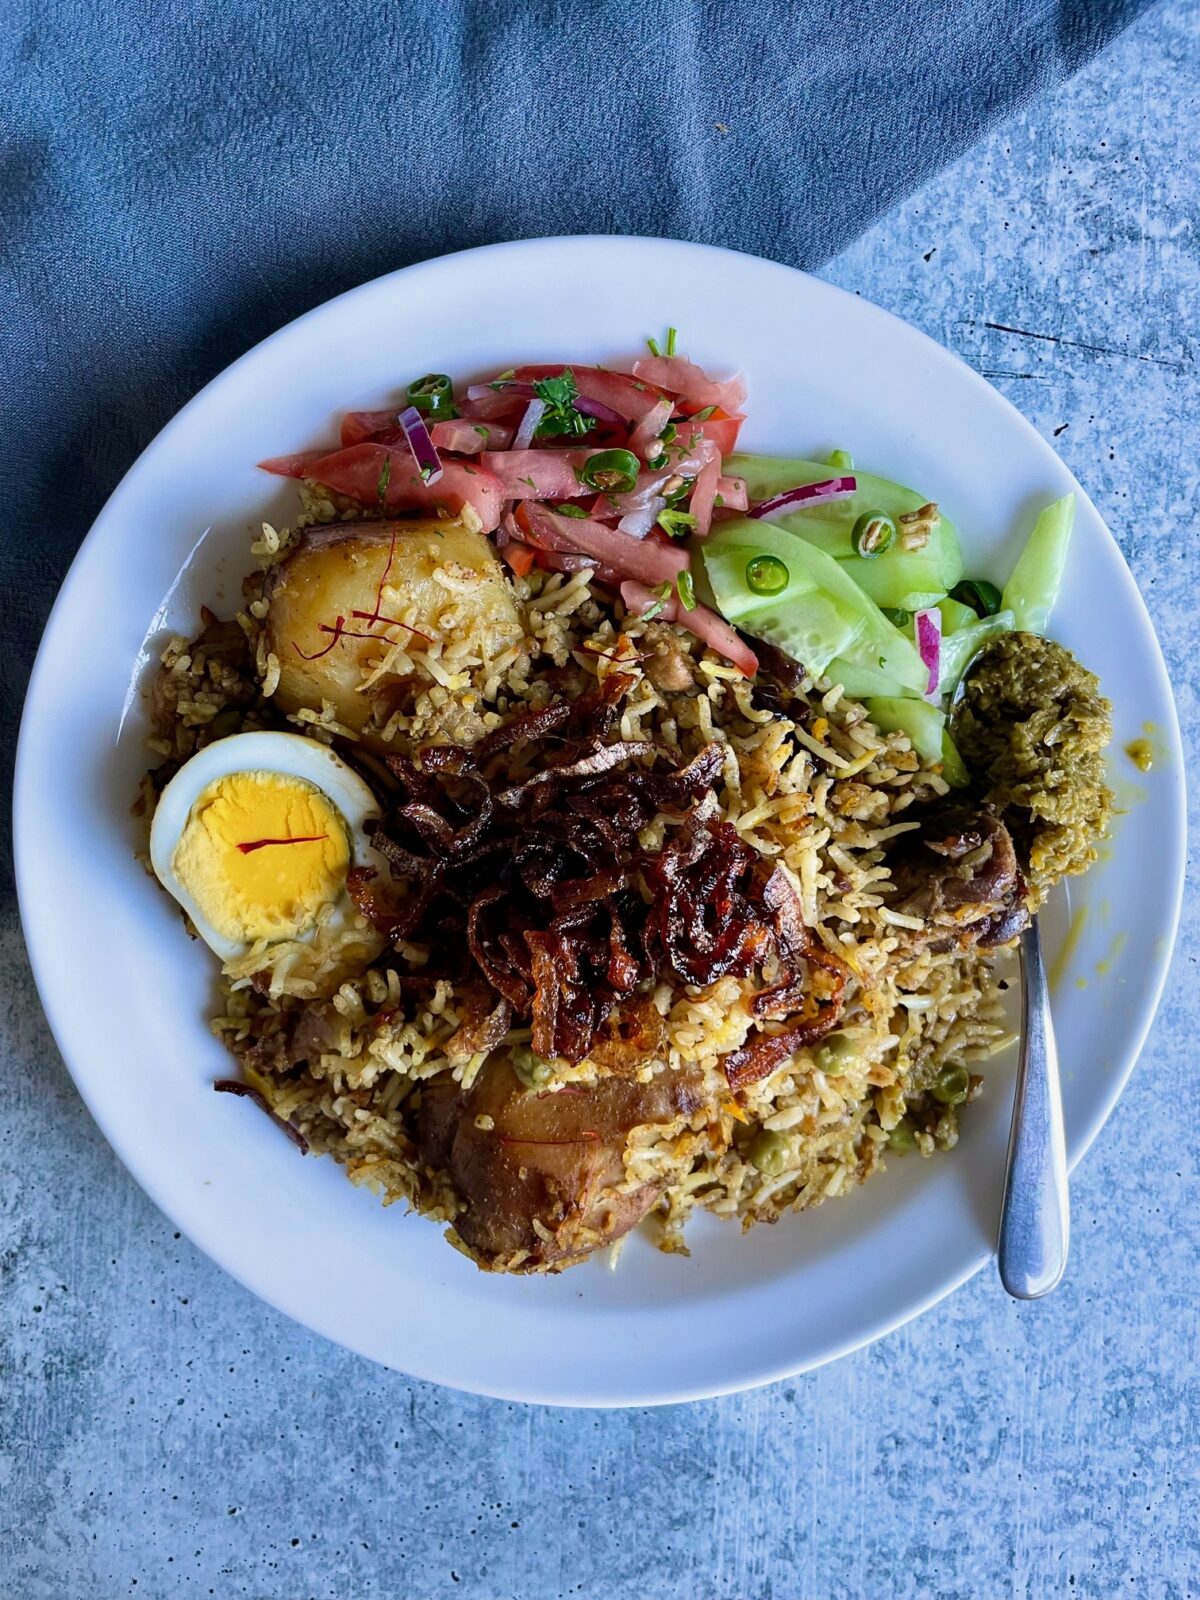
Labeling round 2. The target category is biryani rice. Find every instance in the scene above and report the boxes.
[145,493,1016,1261]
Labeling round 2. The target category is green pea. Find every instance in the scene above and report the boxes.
[510,1047,554,1090]
[749,1130,791,1177]
[816,1032,857,1076]
[887,1116,917,1152]
[206,707,242,741]
[931,1063,970,1106]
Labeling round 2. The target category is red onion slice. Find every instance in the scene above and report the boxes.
[467,380,537,404]
[914,606,942,698]
[572,395,625,426]
[628,397,675,461]
[513,397,546,450]
[749,476,857,521]
[397,405,443,486]
[617,498,667,538]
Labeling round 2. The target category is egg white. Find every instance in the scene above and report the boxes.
[149,730,383,960]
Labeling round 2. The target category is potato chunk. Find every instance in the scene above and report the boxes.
[263,519,524,746]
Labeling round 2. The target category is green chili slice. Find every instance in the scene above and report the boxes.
[745,554,789,596]
[577,448,640,493]
[404,373,457,420]
[851,509,897,559]
[950,578,1003,618]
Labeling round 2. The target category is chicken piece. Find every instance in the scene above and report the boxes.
[885,806,1029,949]
[263,520,525,748]
[414,1057,707,1271]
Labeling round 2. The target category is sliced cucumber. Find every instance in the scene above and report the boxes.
[702,532,861,674]
[727,455,965,608]
[1001,492,1075,634]
[941,730,970,788]
[823,656,919,702]
[937,596,980,635]
[837,551,953,613]
[865,696,947,767]
[701,519,928,693]
[938,609,1016,700]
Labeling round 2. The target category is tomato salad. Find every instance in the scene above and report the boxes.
[262,333,1077,782]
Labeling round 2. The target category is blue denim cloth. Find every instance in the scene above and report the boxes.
[0,0,1151,889]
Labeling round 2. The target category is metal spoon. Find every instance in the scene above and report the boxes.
[951,646,1070,1298]
[997,919,1069,1296]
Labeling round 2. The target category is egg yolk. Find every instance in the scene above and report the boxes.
[171,771,351,947]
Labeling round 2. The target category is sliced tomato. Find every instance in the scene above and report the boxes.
[694,412,744,455]
[430,419,513,453]
[619,580,758,676]
[340,409,399,447]
[688,455,722,538]
[632,356,747,415]
[479,448,606,501]
[259,443,503,531]
[512,364,670,424]
[716,474,749,512]
[501,542,537,577]
[525,507,688,588]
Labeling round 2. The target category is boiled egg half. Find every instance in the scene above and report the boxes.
[149,731,382,960]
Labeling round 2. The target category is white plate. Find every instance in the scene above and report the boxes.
[15,238,1185,1406]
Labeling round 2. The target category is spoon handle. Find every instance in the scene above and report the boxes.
[997,919,1070,1298]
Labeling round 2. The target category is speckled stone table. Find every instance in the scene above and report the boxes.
[3,4,1197,1595]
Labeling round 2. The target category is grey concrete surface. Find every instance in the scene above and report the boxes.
[2,2,1197,1594]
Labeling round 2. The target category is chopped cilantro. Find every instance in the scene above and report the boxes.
[666,326,678,356]
[532,369,592,439]
[675,569,696,610]
[519,475,538,490]
[657,508,698,538]
[646,337,662,358]
[639,580,674,621]
[488,369,516,390]
[376,457,391,503]
[664,476,695,510]
[474,424,489,439]
[553,503,588,519]
[691,405,716,422]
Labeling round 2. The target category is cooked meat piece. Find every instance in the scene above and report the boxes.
[643,627,696,694]
[263,520,524,748]
[885,806,1029,949]
[413,1057,707,1271]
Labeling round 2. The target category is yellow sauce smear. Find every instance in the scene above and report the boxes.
[1048,904,1090,994]
[1125,738,1154,774]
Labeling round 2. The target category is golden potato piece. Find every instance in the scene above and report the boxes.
[263,520,525,746]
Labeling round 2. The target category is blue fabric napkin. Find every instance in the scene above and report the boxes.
[1,0,1152,892]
